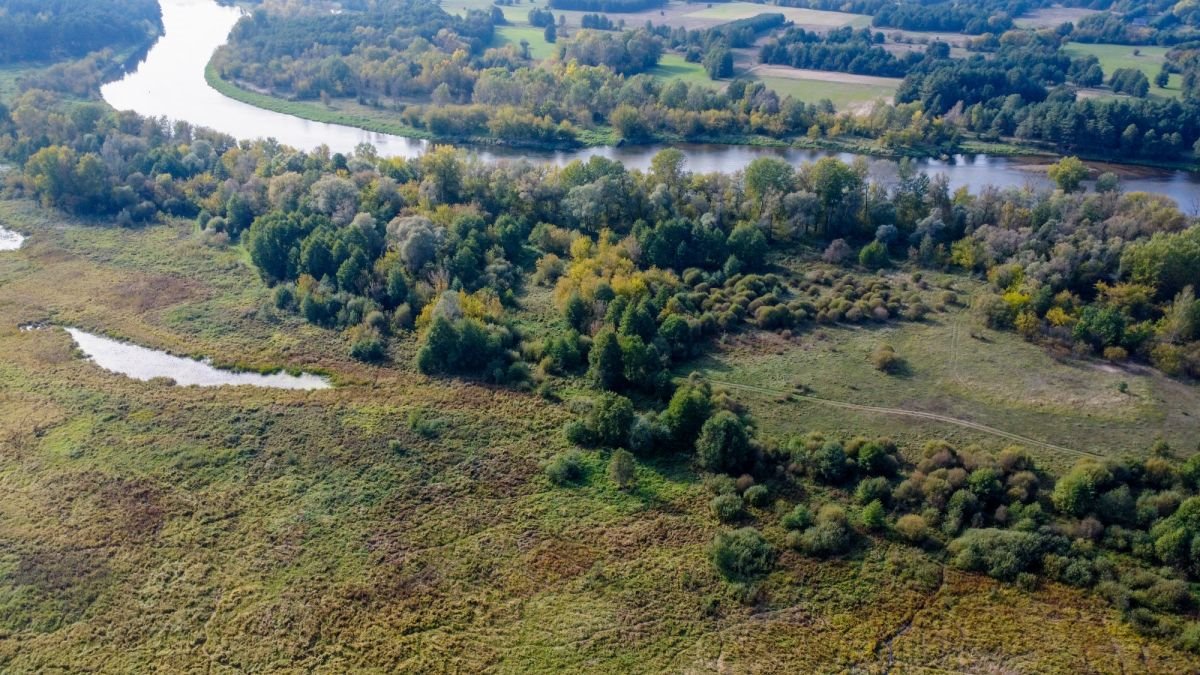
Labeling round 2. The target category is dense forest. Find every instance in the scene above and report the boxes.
[0,0,162,63]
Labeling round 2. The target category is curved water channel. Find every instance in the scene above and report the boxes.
[102,0,1200,204]
[64,328,330,389]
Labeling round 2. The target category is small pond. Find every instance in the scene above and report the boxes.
[0,226,24,251]
[65,327,330,389]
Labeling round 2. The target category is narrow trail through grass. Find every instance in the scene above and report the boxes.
[704,378,1100,459]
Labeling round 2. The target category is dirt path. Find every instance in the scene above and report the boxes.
[705,378,1100,458]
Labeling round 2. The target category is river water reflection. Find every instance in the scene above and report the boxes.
[66,328,330,389]
[102,0,1200,205]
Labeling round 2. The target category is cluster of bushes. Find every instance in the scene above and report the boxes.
[687,423,1200,646]
[759,27,925,79]
[580,14,617,31]
[558,29,663,76]
[1110,68,1151,97]
[967,220,1200,378]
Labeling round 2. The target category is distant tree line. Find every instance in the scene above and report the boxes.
[760,26,925,78]
[0,0,162,64]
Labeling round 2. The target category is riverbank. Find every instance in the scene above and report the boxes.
[206,63,964,158]
[207,61,1200,174]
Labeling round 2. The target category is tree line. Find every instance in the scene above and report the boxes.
[0,0,162,64]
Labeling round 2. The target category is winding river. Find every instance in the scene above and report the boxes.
[103,0,1200,204]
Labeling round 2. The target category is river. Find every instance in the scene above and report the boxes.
[102,0,1200,205]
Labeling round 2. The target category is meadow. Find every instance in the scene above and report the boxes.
[647,53,711,86]
[495,25,559,60]
[1,200,1197,670]
[1064,42,1182,99]
[749,67,899,110]
[687,268,1199,471]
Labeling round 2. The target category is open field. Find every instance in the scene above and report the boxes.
[1064,42,1181,99]
[687,266,1200,470]
[747,66,898,110]
[495,25,559,60]
[684,3,870,29]
[1014,6,1100,28]
[649,53,712,85]
[0,201,1197,669]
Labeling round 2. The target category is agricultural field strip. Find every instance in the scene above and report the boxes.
[704,378,1099,458]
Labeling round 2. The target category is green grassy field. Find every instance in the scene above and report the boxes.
[649,53,712,85]
[495,25,558,60]
[688,272,1199,470]
[1064,42,1182,98]
[1,200,1198,670]
[686,3,870,28]
[441,0,523,21]
[754,74,897,110]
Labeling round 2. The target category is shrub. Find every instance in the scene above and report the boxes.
[948,528,1045,580]
[545,450,587,485]
[744,484,770,507]
[859,240,889,269]
[711,494,745,522]
[1179,622,1200,654]
[809,440,848,484]
[1103,346,1128,362]
[895,514,927,543]
[857,441,896,476]
[870,343,901,373]
[781,504,813,530]
[822,238,853,264]
[856,476,892,505]
[1052,462,1112,517]
[797,505,853,557]
[861,500,886,530]
[709,528,776,581]
[696,411,754,474]
[349,330,387,362]
[608,449,636,490]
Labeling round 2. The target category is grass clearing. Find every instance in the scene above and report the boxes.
[751,69,897,110]
[1064,42,1180,98]
[686,3,869,28]
[1014,7,1100,28]
[686,270,1198,469]
[649,53,712,85]
[495,25,558,60]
